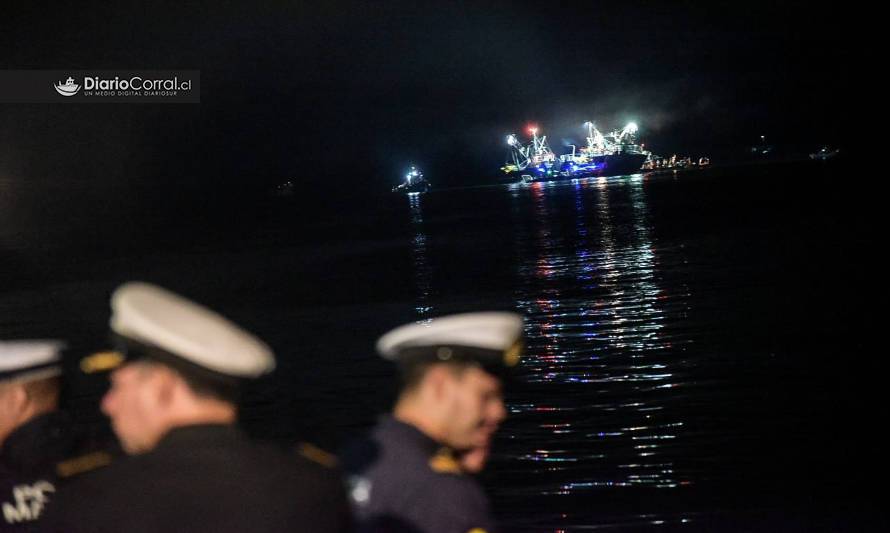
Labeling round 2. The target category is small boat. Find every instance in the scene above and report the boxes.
[809,147,840,161]
[393,166,430,194]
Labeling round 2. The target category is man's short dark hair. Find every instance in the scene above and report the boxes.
[115,335,241,404]
[174,365,241,404]
[397,360,478,393]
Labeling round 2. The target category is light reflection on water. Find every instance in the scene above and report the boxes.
[400,174,835,529]
[408,193,434,322]
[475,176,696,527]
[510,177,688,488]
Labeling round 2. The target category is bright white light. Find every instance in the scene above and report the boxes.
[626,122,638,133]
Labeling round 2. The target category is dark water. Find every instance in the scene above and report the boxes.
[1,161,880,530]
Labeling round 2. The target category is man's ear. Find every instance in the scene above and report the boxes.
[152,366,181,407]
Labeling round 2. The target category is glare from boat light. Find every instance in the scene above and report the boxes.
[626,122,638,133]
[507,134,517,146]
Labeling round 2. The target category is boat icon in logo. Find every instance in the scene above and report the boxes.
[54,76,81,96]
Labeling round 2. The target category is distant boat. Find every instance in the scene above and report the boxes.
[273,180,295,197]
[750,135,774,155]
[642,155,711,172]
[809,147,839,161]
[393,166,430,194]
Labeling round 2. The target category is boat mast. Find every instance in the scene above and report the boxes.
[617,122,638,143]
[528,126,555,163]
[506,134,531,170]
[583,121,608,155]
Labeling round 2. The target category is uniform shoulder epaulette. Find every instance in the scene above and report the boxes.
[296,442,338,468]
[55,451,113,479]
[428,448,462,475]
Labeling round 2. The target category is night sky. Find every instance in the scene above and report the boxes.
[2,1,852,197]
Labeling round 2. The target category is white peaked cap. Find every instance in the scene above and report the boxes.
[0,340,65,384]
[376,312,524,368]
[109,282,275,378]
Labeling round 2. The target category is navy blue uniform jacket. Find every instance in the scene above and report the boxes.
[342,417,496,533]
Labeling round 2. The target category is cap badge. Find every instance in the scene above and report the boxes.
[503,341,522,367]
[80,351,125,374]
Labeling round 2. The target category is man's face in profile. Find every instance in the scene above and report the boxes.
[101,361,167,454]
[440,366,507,469]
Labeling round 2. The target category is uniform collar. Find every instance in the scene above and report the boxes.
[380,415,445,458]
[1,411,74,471]
[154,423,242,451]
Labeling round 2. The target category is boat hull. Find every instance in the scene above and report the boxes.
[393,181,430,194]
[509,153,647,182]
[566,153,648,178]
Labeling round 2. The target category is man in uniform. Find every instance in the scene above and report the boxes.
[43,282,350,532]
[342,311,523,533]
[0,340,86,532]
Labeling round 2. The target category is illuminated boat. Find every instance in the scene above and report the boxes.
[502,122,648,182]
[500,126,558,181]
[393,165,430,194]
[556,121,649,178]
[642,155,711,172]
